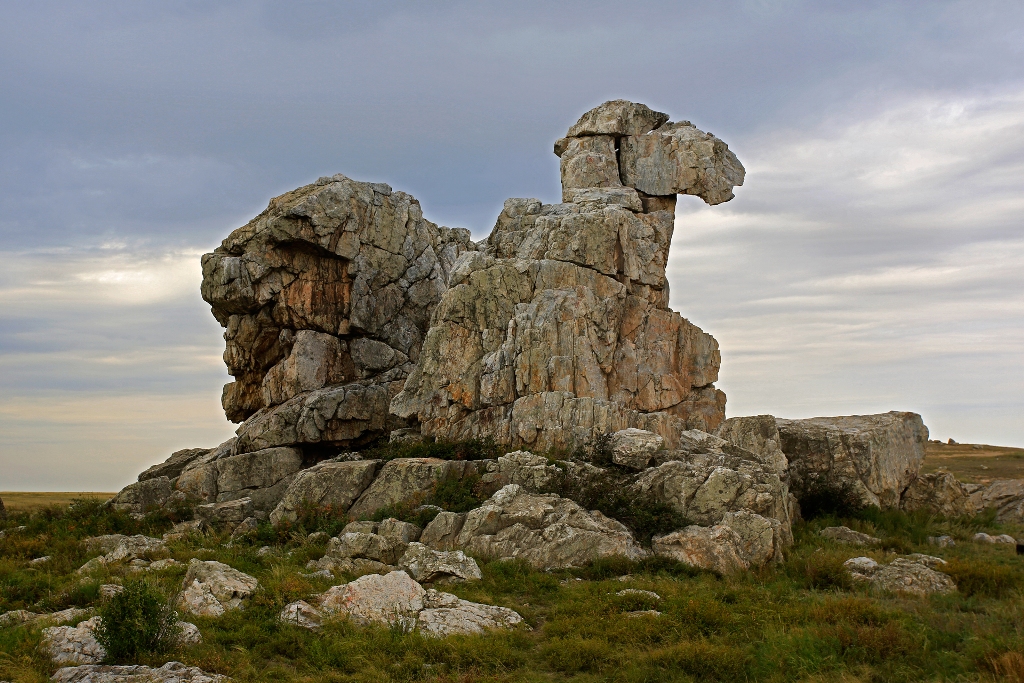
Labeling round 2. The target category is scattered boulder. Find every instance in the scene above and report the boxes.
[398,542,482,582]
[280,571,522,637]
[416,588,523,637]
[51,662,229,683]
[973,532,1017,544]
[610,428,664,470]
[776,411,929,509]
[269,459,380,524]
[819,526,881,546]
[432,484,646,569]
[969,479,1024,523]
[927,535,956,548]
[844,556,956,597]
[652,525,747,574]
[1,608,90,629]
[77,535,168,573]
[901,471,975,517]
[178,560,259,617]
[40,617,105,665]
[108,477,173,514]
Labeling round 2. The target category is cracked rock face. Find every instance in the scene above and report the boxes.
[776,411,929,509]
[178,560,259,617]
[201,173,476,449]
[423,484,647,569]
[901,471,976,517]
[393,100,738,451]
[40,617,105,665]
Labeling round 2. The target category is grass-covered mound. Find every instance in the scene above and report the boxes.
[2,493,1024,682]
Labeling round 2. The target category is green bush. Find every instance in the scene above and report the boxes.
[95,579,179,662]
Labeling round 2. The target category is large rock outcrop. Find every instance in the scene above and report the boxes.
[776,412,928,509]
[392,100,741,451]
[201,173,477,449]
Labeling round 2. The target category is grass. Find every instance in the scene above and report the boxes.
[0,492,115,512]
[921,441,1024,484]
[3,497,1024,682]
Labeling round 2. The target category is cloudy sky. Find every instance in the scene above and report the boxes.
[1,1,1022,491]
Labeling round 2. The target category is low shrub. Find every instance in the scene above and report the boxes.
[95,578,179,662]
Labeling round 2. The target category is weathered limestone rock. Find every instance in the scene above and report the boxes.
[40,617,105,665]
[215,446,303,511]
[393,102,736,451]
[619,121,745,205]
[776,412,929,509]
[178,560,259,617]
[559,135,622,198]
[319,570,425,626]
[610,428,664,470]
[969,479,1024,523]
[138,447,211,482]
[652,525,747,574]
[279,599,324,630]
[715,415,789,480]
[398,542,482,582]
[477,451,564,494]
[195,498,254,528]
[51,662,230,683]
[844,556,955,597]
[201,173,476,446]
[270,459,380,524]
[973,532,1017,544]
[416,588,523,637]
[2,608,90,629]
[440,484,646,569]
[632,451,792,546]
[901,471,976,517]
[564,100,670,139]
[77,535,168,573]
[418,511,467,551]
[819,526,881,546]
[347,458,478,519]
[109,477,173,514]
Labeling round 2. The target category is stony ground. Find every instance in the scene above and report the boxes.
[2,491,1024,683]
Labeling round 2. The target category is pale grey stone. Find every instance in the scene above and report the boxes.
[269,460,380,525]
[318,570,425,626]
[50,662,230,683]
[416,588,523,637]
[177,559,259,617]
[398,542,482,582]
[138,447,212,482]
[777,412,929,509]
[419,512,467,551]
[969,479,1024,523]
[902,471,975,517]
[610,428,664,470]
[559,135,621,196]
[279,600,324,630]
[562,186,643,212]
[652,525,748,574]
[377,518,422,544]
[564,100,669,138]
[109,477,173,514]
[819,526,881,546]
[40,617,105,665]
[347,458,477,519]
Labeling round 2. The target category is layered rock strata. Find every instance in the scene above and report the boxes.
[393,100,742,450]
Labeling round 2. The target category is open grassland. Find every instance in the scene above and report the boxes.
[2,498,1024,682]
[0,493,115,512]
[921,442,1024,485]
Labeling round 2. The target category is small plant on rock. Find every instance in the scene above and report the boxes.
[95,578,179,662]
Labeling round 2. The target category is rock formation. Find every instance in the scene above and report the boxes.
[393,100,742,450]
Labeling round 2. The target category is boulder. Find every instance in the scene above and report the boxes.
[477,451,562,494]
[178,560,259,617]
[279,600,324,630]
[441,484,646,569]
[562,186,643,212]
[77,535,168,573]
[214,446,303,511]
[398,542,482,582]
[269,459,380,525]
[418,511,467,551]
[969,479,1024,523]
[901,471,975,517]
[195,498,254,528]
[631,451,792,546]
[378,518,423,544]
[844,556,956,597]
[563,100,670,139]
[610,428,664,470]
[819,526,881,546]
[619,121,745,205]
[652,525,747,574]
[973,532,1017,544]
[416,588,523,637]
[347,458,478,519]
[318,570,425,626]
[559,135,622,197]
[40,617,105,665]
[201,172,476,437]
[51,662,229,683]
[138,447,211,482]
[776,411,929,509]
[109,477,173,513]
[714,415,788,480]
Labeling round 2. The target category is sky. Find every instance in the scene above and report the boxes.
[1,0,1022,491]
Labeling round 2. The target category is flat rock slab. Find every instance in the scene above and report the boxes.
[819,526,881,546]
[51,662,230,682]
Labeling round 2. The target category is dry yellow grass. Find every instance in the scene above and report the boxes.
[0,491,115,511]
[921,442,1024,484]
